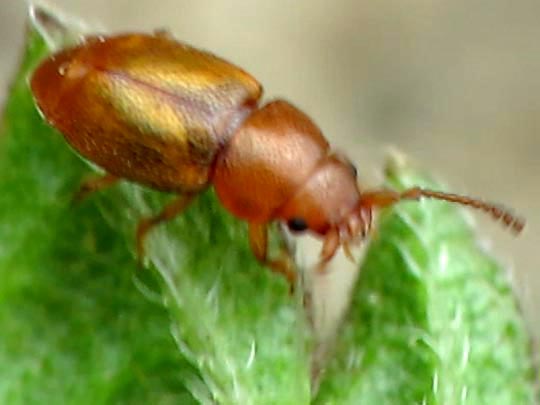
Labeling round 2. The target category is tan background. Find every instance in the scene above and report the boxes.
[1,1,538,337]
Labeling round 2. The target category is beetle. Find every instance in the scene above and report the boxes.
[30,32,524,284]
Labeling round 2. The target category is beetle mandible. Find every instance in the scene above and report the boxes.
[30,32,525,285]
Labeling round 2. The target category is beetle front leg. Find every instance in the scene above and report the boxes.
[248,222,297,288]
[73,173,119,202]
[136,194,196,260]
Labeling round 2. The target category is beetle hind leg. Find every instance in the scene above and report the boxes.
[73,173,119,203]
[136,194,196,261]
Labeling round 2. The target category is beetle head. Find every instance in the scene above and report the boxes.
[277,155,525,264]
[275,154,370,261]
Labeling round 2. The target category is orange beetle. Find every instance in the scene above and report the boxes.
[30,32,524,284]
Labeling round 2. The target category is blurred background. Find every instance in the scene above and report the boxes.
[1,1,538,336]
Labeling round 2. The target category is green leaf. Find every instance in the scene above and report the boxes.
[314,158,537,404]
[0,7,310,405]
[1,5,535,405]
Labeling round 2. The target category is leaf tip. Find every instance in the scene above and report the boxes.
[27,0,91,51]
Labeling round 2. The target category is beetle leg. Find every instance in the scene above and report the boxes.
[136,194,196,260]
[248,223,297,289]
[73,173,119,203]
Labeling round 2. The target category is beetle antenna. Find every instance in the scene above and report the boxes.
[360,187,525,234]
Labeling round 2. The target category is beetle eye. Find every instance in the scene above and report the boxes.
[287,217,308,232]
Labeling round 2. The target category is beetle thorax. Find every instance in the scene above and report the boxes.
[213,99,363,246]
[213,99,329,222]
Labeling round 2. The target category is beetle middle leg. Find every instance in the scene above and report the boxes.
[73,173,119,202]
[248,223,297,288]
[136,194,196,260]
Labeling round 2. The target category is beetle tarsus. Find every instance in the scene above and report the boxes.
[72,173,119,203]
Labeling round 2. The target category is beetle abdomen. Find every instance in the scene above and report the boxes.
[31,33,262,192]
